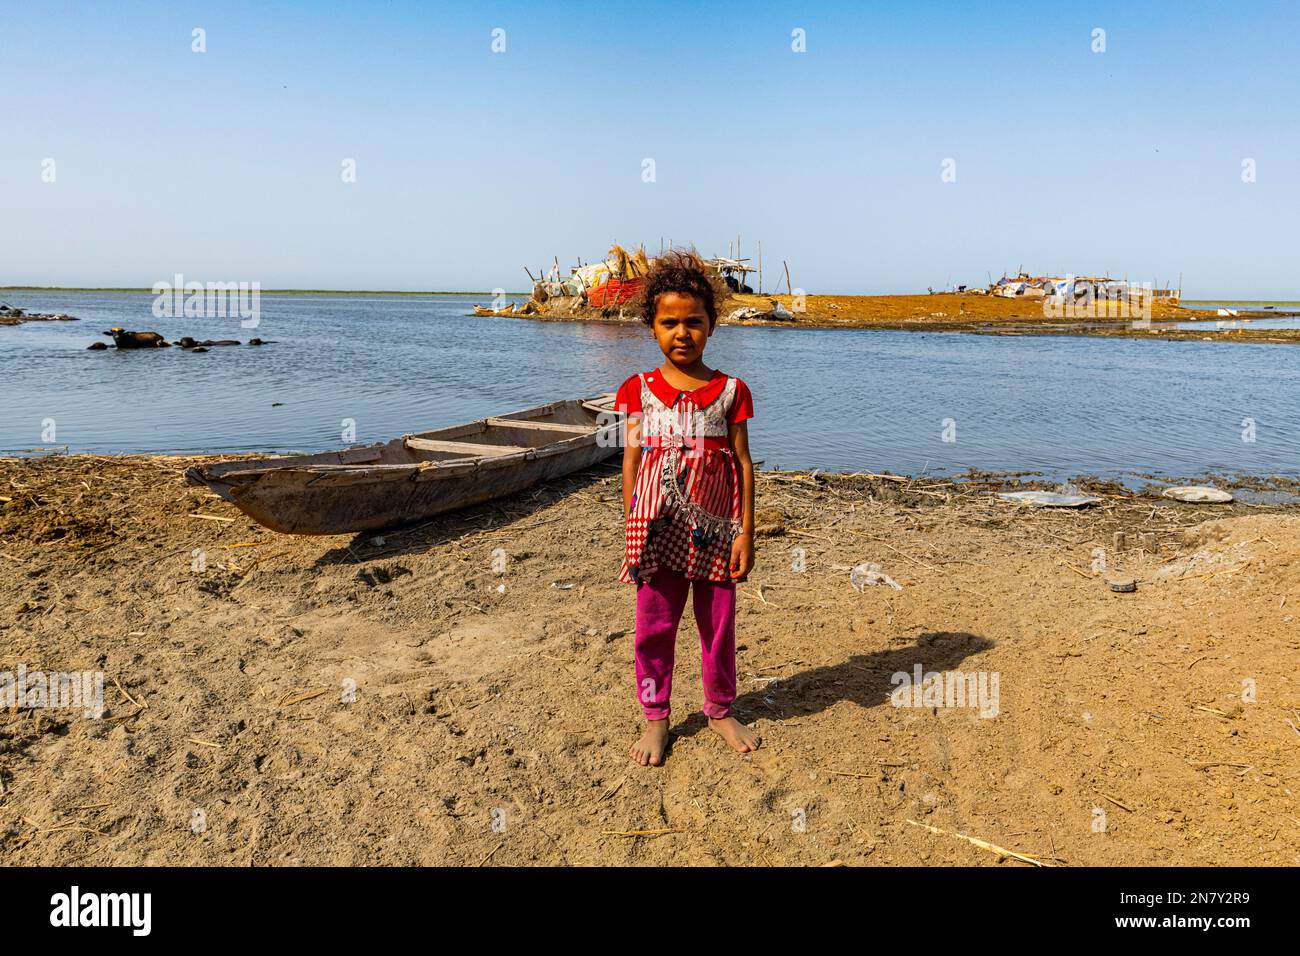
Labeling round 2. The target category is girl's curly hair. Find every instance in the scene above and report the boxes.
[638,249,719,328]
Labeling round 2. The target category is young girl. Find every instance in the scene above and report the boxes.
[615,250,759,767]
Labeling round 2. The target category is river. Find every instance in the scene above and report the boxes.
[3,291,1298,481]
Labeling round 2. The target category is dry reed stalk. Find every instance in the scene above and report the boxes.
[905,819,1055,867]
[1057,559,1093,579]
[278,688,329,707]
[112,675,144,709]
[1094,790,1134,813]
[601,827,685,837]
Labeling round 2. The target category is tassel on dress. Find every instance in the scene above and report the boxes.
[658,445,744,542]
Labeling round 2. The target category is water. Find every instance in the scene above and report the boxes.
[1183,301,1300,310]
[1175,316,1300,331]
[3,291,1300,480]
[1179,302,1300,330]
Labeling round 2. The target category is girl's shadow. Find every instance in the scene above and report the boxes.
[668,630,996,742]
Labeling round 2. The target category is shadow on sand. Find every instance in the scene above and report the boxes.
[664,630,996,747]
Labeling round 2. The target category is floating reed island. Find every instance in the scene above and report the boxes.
[475,247,1300,342]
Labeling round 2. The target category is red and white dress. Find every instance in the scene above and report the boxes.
[615,369,754,584]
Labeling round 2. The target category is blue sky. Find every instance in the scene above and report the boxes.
[2,0,1296,296]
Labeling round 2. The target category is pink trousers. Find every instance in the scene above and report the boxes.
[634,567,737,721]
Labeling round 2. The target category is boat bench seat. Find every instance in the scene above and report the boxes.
[484,417,591,434]
[404,436,531,457]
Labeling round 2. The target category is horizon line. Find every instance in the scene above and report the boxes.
[0,287,529,297]
[2,286,1299,305]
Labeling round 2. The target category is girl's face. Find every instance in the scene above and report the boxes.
[652,292,711,366]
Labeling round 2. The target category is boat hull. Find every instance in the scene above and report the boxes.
[185,395,620,535]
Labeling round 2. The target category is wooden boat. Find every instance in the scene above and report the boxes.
[184,393,621,535]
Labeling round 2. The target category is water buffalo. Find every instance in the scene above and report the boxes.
[176,336,241,349]
[104,328,170,348]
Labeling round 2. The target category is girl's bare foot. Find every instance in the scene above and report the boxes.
[630,719,670,766]
[708,715,761,753]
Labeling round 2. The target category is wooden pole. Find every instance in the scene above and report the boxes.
[783,260,792,296]
[524,266,535,282]
[758,241,763,295]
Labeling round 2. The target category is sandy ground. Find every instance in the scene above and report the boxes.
[747,294,1300,344]
[1,456,1297,866]
[728,292,1194,327]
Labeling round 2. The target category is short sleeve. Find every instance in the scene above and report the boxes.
[615,374,643,418]
[727,378,753,425]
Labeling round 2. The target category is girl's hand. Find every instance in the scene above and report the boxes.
[729,531,754,582]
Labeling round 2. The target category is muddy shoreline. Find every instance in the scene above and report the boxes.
[518,292,1300,344]
[0,304,77,327]
[2,455,1297,865]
